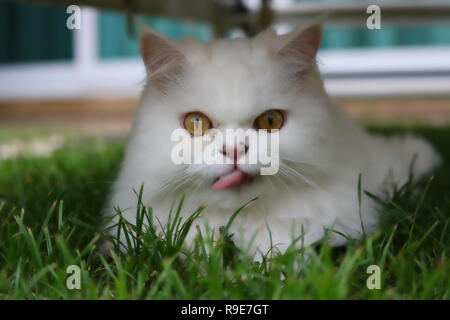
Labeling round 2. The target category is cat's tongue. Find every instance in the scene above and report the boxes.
[212,169,245,190]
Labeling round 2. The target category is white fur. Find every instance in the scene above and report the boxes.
[105,25,441,255]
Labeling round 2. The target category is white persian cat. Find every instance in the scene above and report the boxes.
[106,21,440,254]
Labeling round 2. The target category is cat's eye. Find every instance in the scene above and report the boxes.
[254,110,284,132]
[183,112,212,135]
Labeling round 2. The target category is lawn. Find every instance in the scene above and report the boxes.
[0,125,449,299]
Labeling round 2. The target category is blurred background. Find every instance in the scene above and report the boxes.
[0,0,450,158]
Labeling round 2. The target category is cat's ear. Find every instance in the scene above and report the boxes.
[275,18,325,77]
[138,21,187,94]
[277,23,322,61]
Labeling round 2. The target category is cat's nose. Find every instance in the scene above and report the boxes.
[221,144,248,162]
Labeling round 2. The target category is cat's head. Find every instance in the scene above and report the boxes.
[130,21,337,209]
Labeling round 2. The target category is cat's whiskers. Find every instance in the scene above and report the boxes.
[159,172,188,191]
[264,173,277,193]
[278,162,324,192]
[272,156,336,172]
[170,172,199,195]
[272,173,291,194]
[176,172,202,194]
[189,174,209,196]
[154,169,190,197]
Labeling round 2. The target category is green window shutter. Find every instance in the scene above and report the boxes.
[0,1,73,64]
[99,11,212,59]
[321,24,450,50]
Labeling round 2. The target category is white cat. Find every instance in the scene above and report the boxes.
[106,21,440,254]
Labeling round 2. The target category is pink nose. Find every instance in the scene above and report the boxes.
[221,145,248,163]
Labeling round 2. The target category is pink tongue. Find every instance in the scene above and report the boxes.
[212,169,245,190]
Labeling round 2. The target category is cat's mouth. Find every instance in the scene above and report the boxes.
[212,168,247,190]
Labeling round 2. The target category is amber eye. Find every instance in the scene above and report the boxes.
[183,112,212,135]
[254,110,284,132]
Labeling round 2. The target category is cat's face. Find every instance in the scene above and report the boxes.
[131,23,335,209]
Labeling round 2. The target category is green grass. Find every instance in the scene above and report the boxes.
[0,125,449,299]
